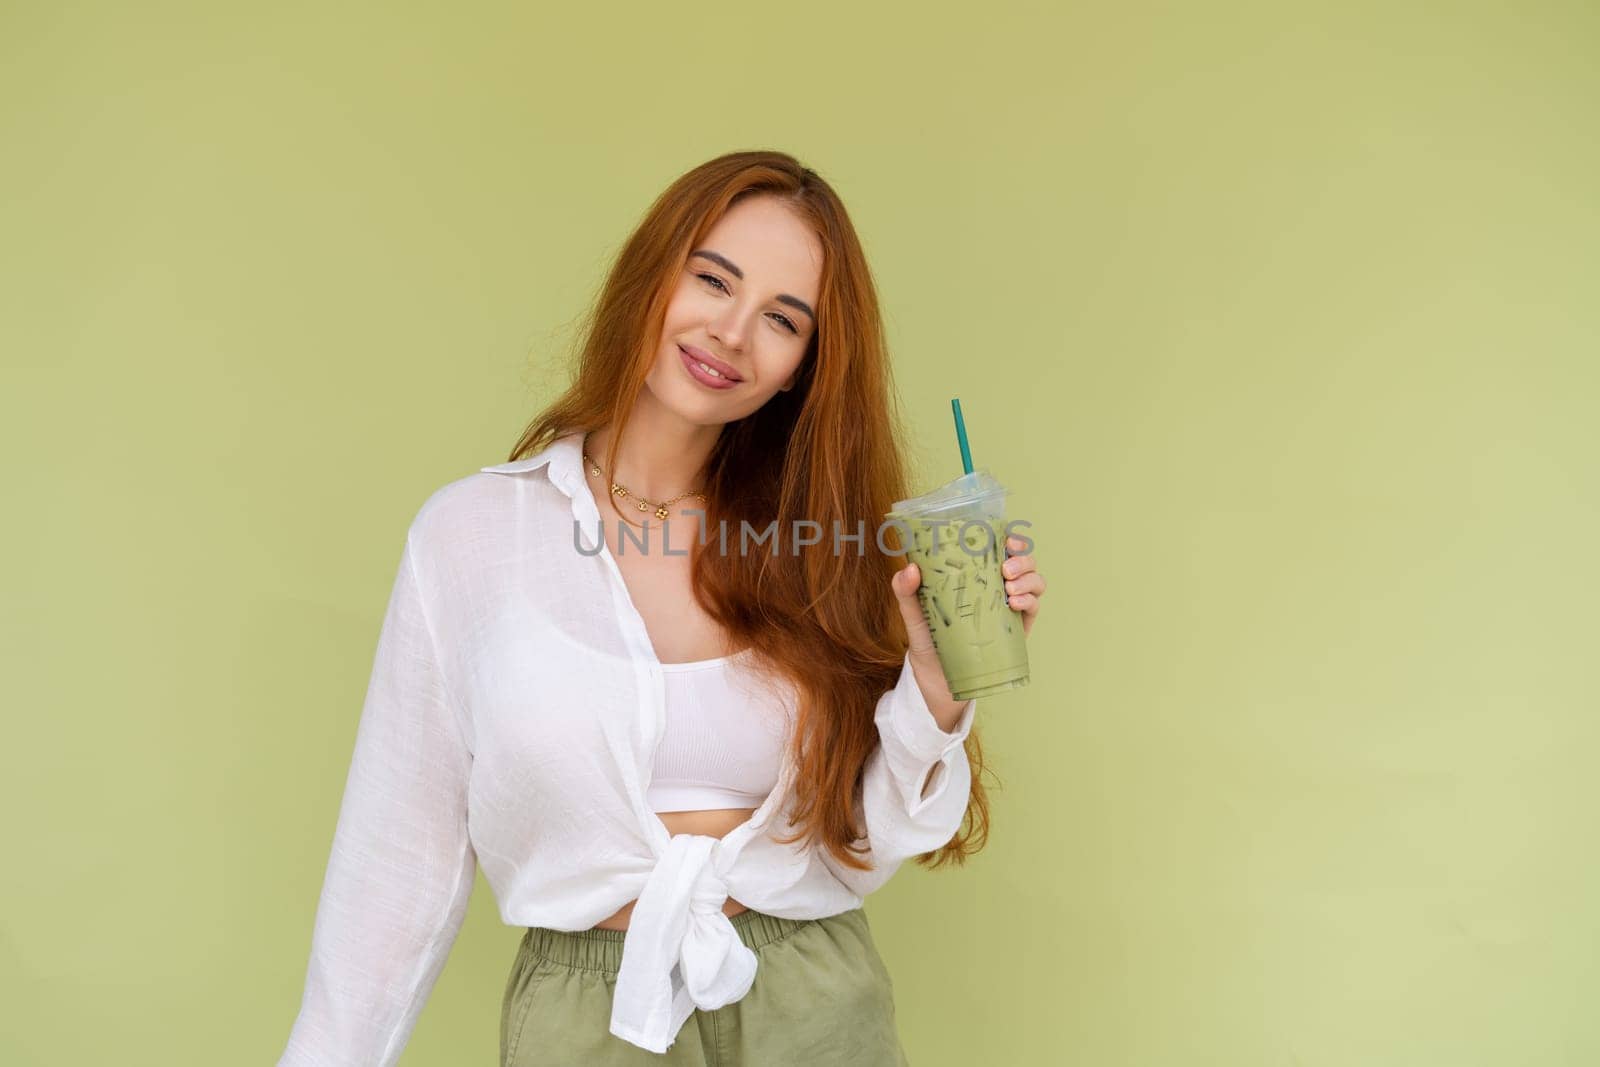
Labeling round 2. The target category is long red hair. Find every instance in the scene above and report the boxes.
[502,150,990,872]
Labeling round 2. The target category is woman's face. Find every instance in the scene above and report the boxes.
[643,194,822,427]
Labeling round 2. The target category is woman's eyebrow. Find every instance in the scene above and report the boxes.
[690,249,815,323]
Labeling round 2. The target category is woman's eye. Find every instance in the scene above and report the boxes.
[698,273,800,335]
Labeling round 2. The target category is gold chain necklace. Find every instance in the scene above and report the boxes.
[583,451,708,523]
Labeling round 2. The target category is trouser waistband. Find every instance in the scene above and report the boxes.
[522,910,819,976]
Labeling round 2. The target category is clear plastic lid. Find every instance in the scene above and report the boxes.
[891,469,1008,518]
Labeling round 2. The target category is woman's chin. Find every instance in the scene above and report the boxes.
[640,379,718,422]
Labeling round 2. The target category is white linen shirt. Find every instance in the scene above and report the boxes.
[278,430,980,1063]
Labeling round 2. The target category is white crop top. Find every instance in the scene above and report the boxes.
[648,648,791,813]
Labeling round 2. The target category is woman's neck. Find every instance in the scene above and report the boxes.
[585,396,720,504]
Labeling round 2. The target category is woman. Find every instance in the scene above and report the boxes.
[279,150,1047,1066]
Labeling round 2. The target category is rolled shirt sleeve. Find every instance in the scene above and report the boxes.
[279,531,477,1067]
[820,652,978,899]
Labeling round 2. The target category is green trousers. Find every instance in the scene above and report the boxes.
[500,908,911,1066]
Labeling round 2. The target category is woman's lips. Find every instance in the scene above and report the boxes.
[680,344,742,380]
[678,345,740,389]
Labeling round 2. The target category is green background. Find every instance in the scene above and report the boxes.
[3,2,1596,1064]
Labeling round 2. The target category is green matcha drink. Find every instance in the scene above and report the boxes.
[888,469,1030,701]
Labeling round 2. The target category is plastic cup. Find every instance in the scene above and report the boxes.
[887,470,1030,701]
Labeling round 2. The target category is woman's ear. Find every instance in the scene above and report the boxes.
[779,370,797,393]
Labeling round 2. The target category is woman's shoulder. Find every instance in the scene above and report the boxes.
[399,435,583,588]
[406,458,564,558]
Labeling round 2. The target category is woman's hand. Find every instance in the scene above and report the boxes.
[999,534,1045,637]
[890,534,1046,731]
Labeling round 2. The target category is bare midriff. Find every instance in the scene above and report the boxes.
[591,807,758,932]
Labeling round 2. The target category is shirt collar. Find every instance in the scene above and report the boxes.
[479,430,586,499]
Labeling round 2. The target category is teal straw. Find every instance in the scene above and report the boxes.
[951,398,974,475]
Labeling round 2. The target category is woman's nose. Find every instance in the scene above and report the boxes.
[709,309,749,350]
